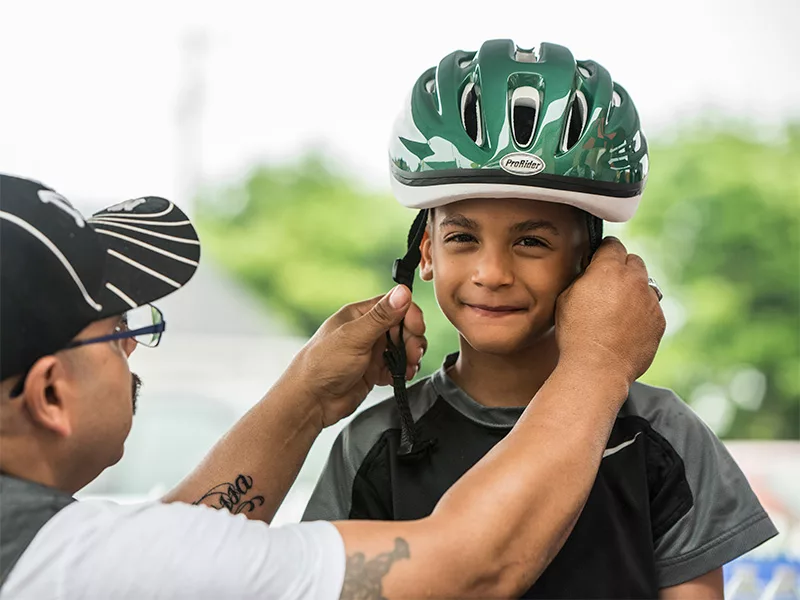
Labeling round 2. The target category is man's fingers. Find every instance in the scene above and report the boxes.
[341,286,412,350]
[339,293,386,321]
[386,324,426,368]
[625,252,648,274]
[402,302,426,337]
[589,236,629,266]
[404,334,427,367]
[411,336,427,362]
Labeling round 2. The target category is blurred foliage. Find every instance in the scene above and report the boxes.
[197,126,799,439]
[626,124,799,439]
[196,155,459,377]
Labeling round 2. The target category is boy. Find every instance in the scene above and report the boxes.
[304,40,777,597]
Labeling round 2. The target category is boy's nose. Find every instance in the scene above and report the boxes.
[471,249,514,289]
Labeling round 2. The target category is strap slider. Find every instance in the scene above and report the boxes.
[392,258,416,290]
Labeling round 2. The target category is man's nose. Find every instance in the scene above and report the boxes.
[123,337,137,358]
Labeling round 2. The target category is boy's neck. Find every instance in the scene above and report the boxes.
[448,331,560,408]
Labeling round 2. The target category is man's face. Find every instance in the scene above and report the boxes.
[420,197,590,356]
[64,316,140,479]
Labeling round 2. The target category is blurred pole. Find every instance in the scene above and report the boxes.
[759,566,800,600]
[175,30,210,217]
[727,564,764,600]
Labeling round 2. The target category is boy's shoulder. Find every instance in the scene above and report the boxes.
[625,380,683,411]
[622,381,708,440]
[620,381,730,484]
[340,375,440,461]
[621,387,777,587]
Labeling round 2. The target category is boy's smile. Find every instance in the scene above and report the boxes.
[462,302,528,318]
[420,197,590,356]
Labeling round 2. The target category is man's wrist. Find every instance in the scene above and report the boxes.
[553,353,632,409]
[558,349,634,389]
[273,355,327,433]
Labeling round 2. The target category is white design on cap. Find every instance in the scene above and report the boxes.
[93,202,175,220]
[37,190,85,228]
[107,249,180,288]
[104,198,148,212]
[91,216,192,227]
[105,283,137,308]
[0,211,102,311]
[94,228,199,266]
[89,221,199,245]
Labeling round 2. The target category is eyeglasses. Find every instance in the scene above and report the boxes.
[66,304,166,350]
[9,304,165,397]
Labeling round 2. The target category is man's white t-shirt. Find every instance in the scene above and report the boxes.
[1,499,345,599]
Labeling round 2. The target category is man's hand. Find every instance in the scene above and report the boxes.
[167,286,425,521]
[556,237,666,387]
[290,285,427,428]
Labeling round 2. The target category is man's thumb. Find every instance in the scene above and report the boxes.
[352,285,411,343]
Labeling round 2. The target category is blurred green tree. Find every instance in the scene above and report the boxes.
[626,125,799,439]
[196,127,799,439]
[196,155,458,377]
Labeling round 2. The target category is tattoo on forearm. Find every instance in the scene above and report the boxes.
[339,538,410,600]
[192,474,265,515]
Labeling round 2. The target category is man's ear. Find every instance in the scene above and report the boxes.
[21,356,74,437]
[419,229,434,282]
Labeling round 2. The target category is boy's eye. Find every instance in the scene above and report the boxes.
[444,233,478,244]
[516,237,549,248]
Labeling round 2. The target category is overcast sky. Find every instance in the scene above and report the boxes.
[2,0,798,209]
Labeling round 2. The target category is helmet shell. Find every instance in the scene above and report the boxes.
[389,39,648,222]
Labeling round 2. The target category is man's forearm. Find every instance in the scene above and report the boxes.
[161,287,426,523]
[162,366,322,523]
[334,360,630,598]
[430,359,629,594]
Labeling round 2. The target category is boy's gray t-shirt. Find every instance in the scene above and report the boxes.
[304,353,777,596]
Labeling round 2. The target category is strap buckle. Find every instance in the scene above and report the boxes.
[392,258,416,290]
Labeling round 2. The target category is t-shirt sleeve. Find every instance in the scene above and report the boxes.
[648,396,778,588]
[303,409,395,522]
[303,430,357,521]
[9,500,346,600]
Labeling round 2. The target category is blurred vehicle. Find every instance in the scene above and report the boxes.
[723,442,800,599]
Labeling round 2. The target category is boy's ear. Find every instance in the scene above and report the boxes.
[419,229,434,281]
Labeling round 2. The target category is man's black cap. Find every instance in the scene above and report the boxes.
[0,174,200,380]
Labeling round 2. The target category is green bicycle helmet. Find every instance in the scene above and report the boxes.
[390,38,648,220]
[383,40,649,458]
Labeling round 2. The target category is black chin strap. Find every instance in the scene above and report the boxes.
[383,209,436,459]
[587,214,603,254]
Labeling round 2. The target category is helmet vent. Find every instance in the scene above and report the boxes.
[514,46,539,63]
[511,86,539,148]
[561,90,588,152]
[606,89,622,123]
[460,81,484,145]
[425,77,436,94]
[578,65,592,78]
[458,56,474,69]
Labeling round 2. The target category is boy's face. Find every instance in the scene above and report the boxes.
[420,197,590,356]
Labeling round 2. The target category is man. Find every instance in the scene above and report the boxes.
[0,173,665,599]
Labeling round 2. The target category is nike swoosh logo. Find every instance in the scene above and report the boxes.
[603,432,642,459]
